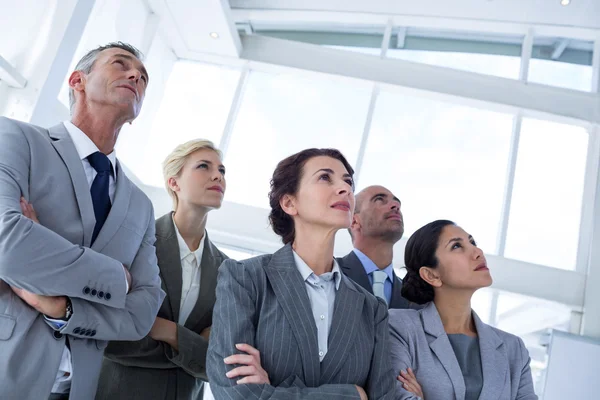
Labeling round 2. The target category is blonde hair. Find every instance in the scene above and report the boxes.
[162,139,222,210]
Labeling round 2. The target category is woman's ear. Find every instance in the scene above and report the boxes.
[279,194,298,216]
[167,177,179,193]
[420,266,442,288]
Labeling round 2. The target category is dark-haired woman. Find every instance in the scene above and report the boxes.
[206,149,395,399]
[389,220,537,400]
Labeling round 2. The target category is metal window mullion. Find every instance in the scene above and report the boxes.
[353,19,392,184]
[591,37,600,93]
[218,66,249,158]
[575,127,600,275]
[496,112,522,256]
[496,29,533,256]
[519,28,534,82]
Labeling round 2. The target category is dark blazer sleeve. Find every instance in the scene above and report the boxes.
[164,324,210,379]
[207,259,362,400]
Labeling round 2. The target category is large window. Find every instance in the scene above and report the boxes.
[504,118,588,270]
[224,70,372,209]
[360,90,514,254]
[132,61,241,187]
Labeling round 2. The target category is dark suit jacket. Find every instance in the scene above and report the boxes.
[206,244,396,399]
[96,212,228,400]
[338,250,412,309]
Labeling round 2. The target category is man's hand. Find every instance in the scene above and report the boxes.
[200,326,211,341]
[11,286,67,319]
[224,343,270,385]
[355,386,368,400]
[123,265,132,293]
[149,317,178,350]
[20,197,39,223]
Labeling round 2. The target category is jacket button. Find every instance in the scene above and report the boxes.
[91,289,97,296]
[105,293,111,300]
[98,291,104,299]
[91,330,97,337]
[52,331,63,340]
[73,327,81,335]
[82,286,91,295]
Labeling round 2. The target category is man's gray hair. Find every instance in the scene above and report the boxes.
[68,42,144,113]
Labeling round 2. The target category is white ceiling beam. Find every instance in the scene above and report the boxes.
[231,10,600,42]
[230,0,600,29]
[239,35,600,125]
[0,55,27,88]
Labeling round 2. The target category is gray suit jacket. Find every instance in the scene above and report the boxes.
[97,212,228,400]
[388,303,538,400]
[338,251,412,309]
[207,243,396,399]
[0,118,165,400]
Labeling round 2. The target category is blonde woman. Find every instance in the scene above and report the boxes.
[97,139,229,400]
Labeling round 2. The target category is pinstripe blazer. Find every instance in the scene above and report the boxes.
[388,303,538,400]
[96,213,228,400]
[206,243,396,399]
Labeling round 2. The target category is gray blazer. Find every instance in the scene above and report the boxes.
[0,117,165,399]
[96,212,228,400]
[338,251,412,309]
[388,303,538,400]
[206,243,396,400]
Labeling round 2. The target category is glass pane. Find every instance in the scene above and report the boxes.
[127,61,241,187]
[0,0,54,65]
[505,118,587,270]
[387,50,521,79]
[224,70,372,209]
[529,38,593,92]
[493,291,571,396]
[360,91,514,254]
[528,59,593,92]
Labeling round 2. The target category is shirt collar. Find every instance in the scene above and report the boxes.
[63,121,117,176]
[172,215,205,264]
[353,248,394,282]
[292,250,342,290]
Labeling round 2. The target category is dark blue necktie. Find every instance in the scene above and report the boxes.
[88,151,112,244]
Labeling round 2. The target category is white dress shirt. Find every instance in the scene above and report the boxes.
[172,216,205,325]
[292,251,341,362]
[49,121,118,394]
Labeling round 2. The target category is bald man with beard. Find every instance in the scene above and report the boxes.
[338,185,412,309]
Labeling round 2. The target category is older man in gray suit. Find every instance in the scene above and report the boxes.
[0,42,164,400]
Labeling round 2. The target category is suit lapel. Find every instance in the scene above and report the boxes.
[339,251,373,295]
[320,274,364,383]
[264,244,320,387]
[185,233,223,330]
[155,213,183,322]
[474,311,507,400]
[49,124,95,247]
[91,160,132,252]
[422,303,466,400]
